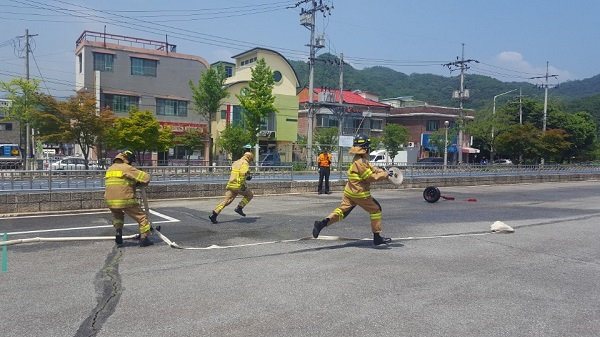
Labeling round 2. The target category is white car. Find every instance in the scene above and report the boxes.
[49,157,99,170]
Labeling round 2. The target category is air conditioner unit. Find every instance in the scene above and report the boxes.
[406,142,415,147]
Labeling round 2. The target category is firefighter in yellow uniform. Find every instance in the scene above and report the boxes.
[209,152,255,224]
[104,149,153,247]
[312,134,394,245]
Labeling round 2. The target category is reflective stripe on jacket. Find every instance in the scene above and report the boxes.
[343,146,388,198]
[104,162,150,208]
[226,155,251,190]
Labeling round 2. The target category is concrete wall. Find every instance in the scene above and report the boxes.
[1,173,599,216]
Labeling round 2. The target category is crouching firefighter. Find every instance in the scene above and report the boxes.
[104,149,153,247]
[209,152,255,224]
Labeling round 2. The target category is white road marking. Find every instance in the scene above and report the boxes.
[4,209,179,236]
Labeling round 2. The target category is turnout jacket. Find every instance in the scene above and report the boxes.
[226,153,252,190]
[344,146,389,199]
[104,158,151,208]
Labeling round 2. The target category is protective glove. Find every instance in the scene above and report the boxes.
[246,175,252,181]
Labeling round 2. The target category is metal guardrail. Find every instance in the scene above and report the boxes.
[1,163,600,192]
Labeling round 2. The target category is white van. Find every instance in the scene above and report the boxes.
[369,149,418,166]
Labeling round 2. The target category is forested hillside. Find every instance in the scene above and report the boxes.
[289,53,600,113]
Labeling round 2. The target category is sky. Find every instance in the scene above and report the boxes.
[1,0,599,99]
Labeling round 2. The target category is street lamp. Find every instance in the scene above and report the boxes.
[443,120,449,171]
[491,89,517,163]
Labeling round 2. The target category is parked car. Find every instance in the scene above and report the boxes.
[494,159,513,165]
[49,157,99,170]
[258,152,281,167]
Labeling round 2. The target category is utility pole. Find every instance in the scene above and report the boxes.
[530,61,558,165]
[445,44,478,164]
[298,0,331,168]
[337,53,344,170]
[19,29,38,170]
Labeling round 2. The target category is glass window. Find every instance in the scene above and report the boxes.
[224,66,233,78]
[426,120,440,131]
[371,119,383,130]
[317,115,338,128]
[261,112,276,131]
[93,53,113,72]
[0,123,13,131]
[131,57,157,77]
[156,98,188,117]
[103,94,139,113]
[231,105,244,126]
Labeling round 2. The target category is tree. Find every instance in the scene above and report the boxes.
[58,93,113,169]
[495,123,542,164]
[0,78,41,168]
[108,108,173,165]
[174,128,205,166]
[466,106,513,161]
[381,123,409,164]
[189,64,230,166]
[539,129,572,163]
[217,124,253,160]
[236,58,277,147]
[314,127,338,153]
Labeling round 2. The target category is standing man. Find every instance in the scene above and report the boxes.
[317,148,332,194]
[312,134,394,245]
[104,149,153,247]
[209,152,254,224]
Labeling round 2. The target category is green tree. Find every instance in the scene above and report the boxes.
[381,123,409,163]
[314,127,338,153]
[217,124,253,160]
[466,106,513,161]
[59,93,112,168]
[495,123,542,164]
[174,128,205,166]
[539,129,572,163]
[108,108,173,165]
[0,78,41,168]
[189,64,230,166]
[236,58,277,146]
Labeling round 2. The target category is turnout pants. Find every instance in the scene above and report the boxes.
[109,205,152,238]
[326,194,383,233]
[214,188,254,214]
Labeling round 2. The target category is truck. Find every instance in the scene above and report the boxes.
[0,144,23,169]
[369,148,418,167]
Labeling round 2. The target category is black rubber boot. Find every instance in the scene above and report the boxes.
[373,233,392,245]
[234,206,246,217]
[312,219,328,238]
[115,228,123,245]
[209,211,219,224]
[139,236,154,247]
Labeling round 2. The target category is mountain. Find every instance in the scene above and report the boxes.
[289,53,600,111]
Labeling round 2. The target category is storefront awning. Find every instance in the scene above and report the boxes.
[462,147,480,154]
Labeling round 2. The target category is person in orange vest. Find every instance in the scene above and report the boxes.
[209,152,255,224]
[104,149,153,247]
[317,148,332,194]
[312,134,394,245]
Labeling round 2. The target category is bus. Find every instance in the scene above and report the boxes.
[0,144,23,169]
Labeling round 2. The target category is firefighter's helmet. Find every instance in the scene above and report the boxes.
[114,149,136,164]
[353,134,371,149]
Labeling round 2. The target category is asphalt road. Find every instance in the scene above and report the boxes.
[1,181,600,337]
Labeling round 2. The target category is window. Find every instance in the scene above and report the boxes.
[224,65,233,78]
[231,105,244,126]
[93,53,113,72]
[261,112,276,131]
[371,119,383,130]
[221,109,227,119]
[317,115,338,128]
[131,57,157,77]
[78,54,82,73]
[104,94,139,113]
[273,71,282,83]
[426,120,439,132]
[0,123,13,131]
[156,99,188,117]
